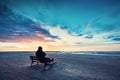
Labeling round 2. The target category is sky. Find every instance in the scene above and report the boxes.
[0,0,120,51]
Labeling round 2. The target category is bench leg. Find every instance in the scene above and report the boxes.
[37,62,39,65]
[43,62,53,71]
[31,62,33,67]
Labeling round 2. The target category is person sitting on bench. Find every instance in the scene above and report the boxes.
[36,46,54,70]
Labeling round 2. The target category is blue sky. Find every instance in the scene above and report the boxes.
[0,0,120,51]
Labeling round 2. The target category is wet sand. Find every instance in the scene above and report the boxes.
[0,52,120,80]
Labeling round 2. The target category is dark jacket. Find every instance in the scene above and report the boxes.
[36,51,46,61]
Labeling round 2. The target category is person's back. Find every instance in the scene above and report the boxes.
[35,46,55,70]
[36,46,46,62]
[36,46,54,63]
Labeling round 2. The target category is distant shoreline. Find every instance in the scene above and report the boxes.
[0,51,120,53]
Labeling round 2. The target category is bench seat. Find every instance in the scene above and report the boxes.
[29,56,55,71]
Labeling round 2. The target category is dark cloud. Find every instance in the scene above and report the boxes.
[0,3,58,42]
[0,40,6,42]
[107,35,120,41]
[76,42,81,45]
[61,26,68,29]
[85,35,93,39]
[112,37,120,41]
[51,35,60,39]
[78,34,83,36]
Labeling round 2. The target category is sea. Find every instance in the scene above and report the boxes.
[0,51,120,56]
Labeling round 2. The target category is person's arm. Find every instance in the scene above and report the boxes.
[42,51,46,57]
[36,51,39,58]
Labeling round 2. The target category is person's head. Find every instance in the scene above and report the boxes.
[37,46,43,52]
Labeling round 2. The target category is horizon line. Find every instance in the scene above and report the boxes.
[0,50,120,52]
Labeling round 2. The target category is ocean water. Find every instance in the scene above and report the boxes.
[0,51,120,56]
[0,51,120,80]
[55,51,120,56]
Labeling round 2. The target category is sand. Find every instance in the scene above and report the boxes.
[0,52,120,80]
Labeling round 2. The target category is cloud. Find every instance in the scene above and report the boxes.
[0,0,120,51]
[43,25,97,45]
[42,23,120,46]
[112,37,120,41]
[92,31,120,44]
[85,34,93,39]
[0,4,58,42]
[0,40,6,42]
[0,3,119,46]
[107,33,120,41]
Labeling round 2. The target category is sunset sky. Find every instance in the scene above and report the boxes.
[0,0,120,51]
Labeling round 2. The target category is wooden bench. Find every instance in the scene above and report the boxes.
[29,56,55,71]
[30,56,40,67]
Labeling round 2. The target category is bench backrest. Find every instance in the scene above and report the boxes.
[30,56,38,60]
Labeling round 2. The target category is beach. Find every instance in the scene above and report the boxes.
[0,52,120,80]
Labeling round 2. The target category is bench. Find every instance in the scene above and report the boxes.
[30,56,40,67]
[29,56,55,71]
